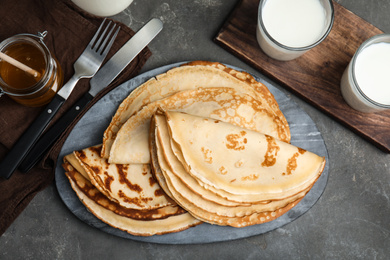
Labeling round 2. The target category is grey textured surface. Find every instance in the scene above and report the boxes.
[1,0,390,259]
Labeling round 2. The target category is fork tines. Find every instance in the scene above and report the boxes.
[91,19,121,55]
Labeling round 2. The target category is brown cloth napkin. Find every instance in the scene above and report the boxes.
[0,0,151,235]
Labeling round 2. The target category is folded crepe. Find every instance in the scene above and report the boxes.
[149,110,325,227]
[101,61,290,160]
[63,161,201,236]
[69,145,174,210]
[109,87,289,165]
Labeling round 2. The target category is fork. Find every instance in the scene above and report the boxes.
[0,19,120,179]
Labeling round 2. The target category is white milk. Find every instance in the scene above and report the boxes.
[72,0,133,17]
[256,0,332,61]
[262,0,327,47]
[355,43,390,104]
[341,40,390,112]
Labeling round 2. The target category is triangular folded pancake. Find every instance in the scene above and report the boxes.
[64,153,91,181]
[63,161,201,236]
[156,124,312,218]
[149,114,307,227]
[152,113,312,214]
[150,116,244,207]
[101,61,290,159]
[63,161,186,220]
[154,164,303,227]
[162,111,325,200]
[109,87,289,164]
[70,145,174,210]
[149,110,325,226]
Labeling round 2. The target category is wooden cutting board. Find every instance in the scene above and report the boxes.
[215,0,390,153]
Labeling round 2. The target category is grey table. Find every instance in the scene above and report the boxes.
[1,0,389,259]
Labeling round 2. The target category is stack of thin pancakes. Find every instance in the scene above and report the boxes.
[62,61,325,235]
[63,145,201,236]
[150,110,325,227]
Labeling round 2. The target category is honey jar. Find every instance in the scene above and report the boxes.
[0,32,63,107]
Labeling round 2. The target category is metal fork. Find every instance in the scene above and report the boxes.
[0,19,120,179]
[58,19,120,99]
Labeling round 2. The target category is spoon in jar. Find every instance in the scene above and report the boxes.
[0,51,41,78]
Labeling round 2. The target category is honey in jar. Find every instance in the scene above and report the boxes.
[0,32,63,107]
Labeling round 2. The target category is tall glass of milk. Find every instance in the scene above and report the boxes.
[340,34,390,113]
[72,0,134,17]
[257,0,334,61]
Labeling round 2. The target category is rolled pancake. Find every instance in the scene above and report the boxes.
[160,110,325,201]
[70,145,174,210]
[63,163,202,236]
[110,87,288,164]
[101,61,290,159]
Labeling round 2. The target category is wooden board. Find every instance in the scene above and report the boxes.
[214,0,390,153]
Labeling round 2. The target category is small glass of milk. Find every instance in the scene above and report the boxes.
[72,0,134,17]
[340,34,390,113]
[256,0,334,61]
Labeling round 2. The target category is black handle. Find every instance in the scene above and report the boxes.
[0,95,65,179]
[18,92,93,173]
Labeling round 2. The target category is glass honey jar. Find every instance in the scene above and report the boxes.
[0,32,63,107]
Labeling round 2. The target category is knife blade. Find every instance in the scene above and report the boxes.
[18,18,163,173]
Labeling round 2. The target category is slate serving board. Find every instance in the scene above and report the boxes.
[55,62,329,244]
[214,0,390,153]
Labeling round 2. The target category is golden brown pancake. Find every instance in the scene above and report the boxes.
[63,161,186,220]
[162,111,324,199]
[102,61,290,159]
[148,110,325,227]
[69,145,174,210]
[109,87,289,164]
[63,161,202,236]
[153,116,313,217]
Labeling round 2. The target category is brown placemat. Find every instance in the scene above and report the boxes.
[0,0,151,235]
[214,0,390,152]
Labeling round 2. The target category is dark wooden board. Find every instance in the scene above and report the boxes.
[215,0,390,153]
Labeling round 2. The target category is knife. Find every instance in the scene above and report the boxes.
[17,18,163,174]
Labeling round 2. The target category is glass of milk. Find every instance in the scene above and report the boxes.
[340,34,390,113]
[256,0,334,61]
[72,0,134,17]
